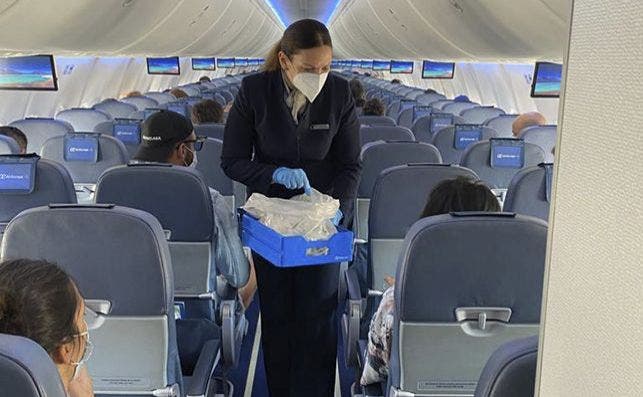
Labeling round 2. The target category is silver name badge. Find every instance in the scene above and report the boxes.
[310,124,330,130]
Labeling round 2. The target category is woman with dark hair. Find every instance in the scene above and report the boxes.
[222,18,361,396]
[362,98,385,116]
[191,99,224,124]
[360,177,500,387]
[0,259,94,397]
[350,78,366,107]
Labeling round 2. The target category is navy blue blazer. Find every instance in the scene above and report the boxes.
[221,70,362,220]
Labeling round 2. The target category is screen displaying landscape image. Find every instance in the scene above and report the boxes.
[360,60,373,69]
[192,58,216,71]
[147,57,180,75]
[531,62,562,97]
[390,61,414,74]
[235,58,249,67]
[218,58,235,68]
[0,55,57,90]
[422,61,455,79]
[373,60,390,71]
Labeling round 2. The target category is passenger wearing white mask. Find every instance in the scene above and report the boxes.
[222,19,361,396]
[133,111,253,308]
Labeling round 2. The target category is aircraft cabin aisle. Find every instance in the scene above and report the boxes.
[0,1,640,397]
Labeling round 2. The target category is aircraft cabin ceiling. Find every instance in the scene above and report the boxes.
[328,0,572,62]
[0,0,571,62]
[0,0,284,57]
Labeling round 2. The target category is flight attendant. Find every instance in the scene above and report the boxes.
[221,19,361,397]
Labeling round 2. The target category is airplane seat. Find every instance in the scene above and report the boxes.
[128,107,168,121]
[165,101,192,120]
[356,141,442,241]
[386,100,402,118]
[387,213,546,397]
[0,334,67,397]
[144,91,178,105]
[358,115,396,127]
[428,99,454,110]
[55,108,112,132]
[474,336,539,397]
[461,106,506,124]
[442,101,480,116]
[504,163,553,221]
[460,139,546,190]
[40,133,128,203]
[94,164,247,370]
[121,95,160,111]
[343,164,479,369]
[416,92,445,106]
[0,135,20,154]
[179,85,202,97]
[518,125,557,162]
[8,117,74,154]
[0,204,221,397]
[483,114,519,138]
[196,138,239,210]
[0,154,76,236]
[412,113,465,144]
[194,123,226,141]
[93,99,138,119]
[359,125,415,147]
[404,90,424,100]
[227,86,239,96]
[431,125,498,164]
[93,119,142,159]
[396,108,415,129]
[218,90,234,104]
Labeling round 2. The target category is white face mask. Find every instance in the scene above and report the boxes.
[184,146,198,168]
[292,71,329,103]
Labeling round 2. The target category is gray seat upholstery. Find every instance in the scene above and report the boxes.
[443,101,480,116]
[404,90,424,100]
[460,139,546,189]
[94,119,142,158]
[179,85,201,97]
[474,336,539,397]
[412,113,465,144]
[0,334,66,397]
[121,95,160,111]
[0,135,19,154]
[359,115,396,126]
[55,108,112,132]
[519,125,557,162]
[218,90,234,104]
[360,125,415,147]
[0,205,185,396]
[461,106,506,124]
[196,138,236,208]
[431,125,498,165]
[396,108,415,129]
[504,163,553,221]
[416,92,445,106]
[356,142,442,240]
[483,114,519,138]
[389,213,547,397]
[194,123,226,140]
[0,154,76,230]
[429,99,454,110]
[165,101,191,119]
[40,133,129,185]
[93,99,138,119]
[145,92,178,105]
[9,117,74,154]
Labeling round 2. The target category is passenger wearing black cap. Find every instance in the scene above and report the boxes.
[134,110,252,306]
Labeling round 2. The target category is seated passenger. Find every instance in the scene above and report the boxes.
[360,177,501,387]
[424,88,438,94]
[198,76,211,83]
[362,98,385,116]
[191,99,224,124]
[350,78,366,108]
[122,90,142,98]
[170,88,189,99]
[0,259,94,397]
[132,111,254,308]
[512,111,547,137]
[454,94,470,102]
[391,78,401,84]
[0,125,28,154]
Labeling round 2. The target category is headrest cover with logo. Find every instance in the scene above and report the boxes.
[0,154,38,194]
[454,124,483,150]
[490,138,525,169]
[63,134,99,163]
[112,119,142,145]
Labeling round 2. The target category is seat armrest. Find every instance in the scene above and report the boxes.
[185,339,220,397]
[220,299,245,369]
[343,267,365,367]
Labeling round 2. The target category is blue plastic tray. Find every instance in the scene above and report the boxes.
[240,211,354,267]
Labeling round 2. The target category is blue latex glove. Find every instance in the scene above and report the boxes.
[272,167,312,195]
[331,209,343,226]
